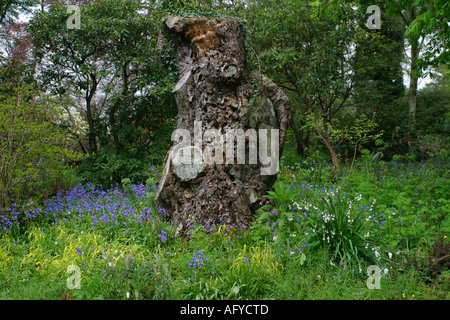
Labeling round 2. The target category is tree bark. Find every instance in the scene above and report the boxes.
[290,117,304,157]
[319,134,339,168]
[156,16,290,236]
[408,35,419,120]
[402,7,419,121]
[85,73,98,153]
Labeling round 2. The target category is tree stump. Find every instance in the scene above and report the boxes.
[156,16,290,236]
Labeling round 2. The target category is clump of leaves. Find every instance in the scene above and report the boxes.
[401,235,450,280]
[428,236,450,278]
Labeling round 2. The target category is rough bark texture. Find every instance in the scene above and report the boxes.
[156,16,290,236]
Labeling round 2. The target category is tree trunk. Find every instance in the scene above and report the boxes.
[156,16,290,236]
[86,73,98,153]
[408,35,419,120]
[109,62,130,153]
[319,135,339,168]
[290,117,304,157]
[405,7,419,121]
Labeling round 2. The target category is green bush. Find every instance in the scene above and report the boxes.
[76,148,159,186]
[416,86,450,136]
[0,84,83,207]
[297,188,378,271]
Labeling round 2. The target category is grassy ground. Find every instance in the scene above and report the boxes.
[0,159,449,300]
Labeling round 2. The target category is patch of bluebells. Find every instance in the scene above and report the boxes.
[187,248,210,279]
[205,217,225,234]
[158,229,167,243]
[0,204,20,232]
[0,182,164,235]
[368,213,386,229]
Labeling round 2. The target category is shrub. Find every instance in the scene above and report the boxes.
[76,148,159,186]
[0,85,83,208]
[294,187,378,271]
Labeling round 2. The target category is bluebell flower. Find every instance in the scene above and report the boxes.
[158,229,167,243]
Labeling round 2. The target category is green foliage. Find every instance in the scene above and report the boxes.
[295,188,378,271]
[262,181,300,213]
[0,83,82,207]
[1,158,449,300]
[352,11,405,112]
[342,113,384,150]
[76,147,163,186]
[416,83,450,136]
[156,0,243,18]
[28,0,178,161]
[343,0,449,73]
[1,0,450,302]
[246,0,378,167]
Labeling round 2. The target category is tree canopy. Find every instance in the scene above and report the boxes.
[0,0,448,204]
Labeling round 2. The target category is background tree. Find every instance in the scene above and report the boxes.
[352,11,405,114]
[349,0,449,119]
[416,65,450,137]
[0,0,41,26]
[28,0,178,184]
[0,65,82,208]
[245,0,368,168]
[29,2,106,153]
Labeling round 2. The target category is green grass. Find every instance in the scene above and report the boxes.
[0,159,448,300]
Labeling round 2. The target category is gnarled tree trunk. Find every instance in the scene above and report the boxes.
[155,16,290,236]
